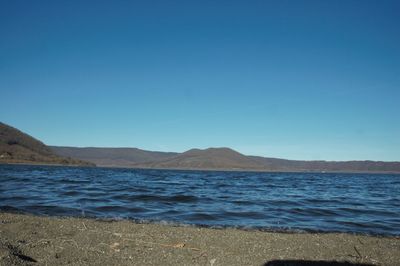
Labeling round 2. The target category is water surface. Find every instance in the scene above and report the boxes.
[1,164,399,236]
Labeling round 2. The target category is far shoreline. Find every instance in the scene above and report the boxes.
[2,162,400,175]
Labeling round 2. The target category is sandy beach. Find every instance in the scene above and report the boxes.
[0,212,398,265]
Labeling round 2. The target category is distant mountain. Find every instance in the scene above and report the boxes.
[0,122,94,166]
[4,121,398,172]
[137,148,265,170]
[50,146,178,168]
[52,145,400,173]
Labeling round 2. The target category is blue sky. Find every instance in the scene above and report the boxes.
[1,0,399,161]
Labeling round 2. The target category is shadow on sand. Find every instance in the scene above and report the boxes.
[264,260,374,266]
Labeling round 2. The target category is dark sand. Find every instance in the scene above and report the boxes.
[0,213,399,266]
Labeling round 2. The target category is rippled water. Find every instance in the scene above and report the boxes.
[1,164,399,236]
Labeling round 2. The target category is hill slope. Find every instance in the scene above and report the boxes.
[0,122,94,166]
[249,156,400,173]
[50,146,178,167]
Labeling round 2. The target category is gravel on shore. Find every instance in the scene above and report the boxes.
[0,212,399,266]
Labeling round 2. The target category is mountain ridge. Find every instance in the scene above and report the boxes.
[51,146,400,173]
[2,121,399,172]
[50,146,178,168]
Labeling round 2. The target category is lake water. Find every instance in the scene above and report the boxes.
[1,164,399,236]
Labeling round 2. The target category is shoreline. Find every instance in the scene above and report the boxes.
[0,161,94,168]
[1,212,399,265]
[2,162,400,175]
[1,209,399,238]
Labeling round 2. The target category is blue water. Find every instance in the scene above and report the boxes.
[1,164,399,236]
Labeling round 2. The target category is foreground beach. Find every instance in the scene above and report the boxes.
[0,213,399,265]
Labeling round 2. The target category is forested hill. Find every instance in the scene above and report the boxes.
[0,122,94,166]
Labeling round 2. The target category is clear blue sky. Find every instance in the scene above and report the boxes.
[1,0,399,161]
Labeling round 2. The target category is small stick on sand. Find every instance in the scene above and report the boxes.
[354,245,362,259]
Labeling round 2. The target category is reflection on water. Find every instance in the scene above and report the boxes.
[0,164,399,236]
